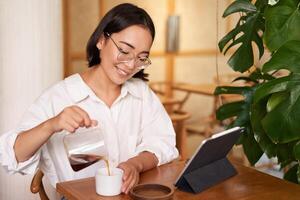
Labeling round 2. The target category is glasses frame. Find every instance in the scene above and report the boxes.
[105,32,151,70]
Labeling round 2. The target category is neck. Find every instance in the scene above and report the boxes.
[81,66,121,106]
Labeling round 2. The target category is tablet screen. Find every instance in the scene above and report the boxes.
[174,127,244,186]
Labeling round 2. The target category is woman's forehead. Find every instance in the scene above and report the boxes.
[113,25,153,49]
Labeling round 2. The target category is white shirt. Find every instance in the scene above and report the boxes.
[0,74,178,187]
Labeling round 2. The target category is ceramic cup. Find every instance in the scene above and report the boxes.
[95,167,123,196]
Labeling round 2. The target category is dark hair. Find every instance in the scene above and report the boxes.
[86,3,155,81]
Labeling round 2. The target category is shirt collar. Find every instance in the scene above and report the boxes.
[64,74,89,103]
[121,79,143,99]
[64,74,142,103]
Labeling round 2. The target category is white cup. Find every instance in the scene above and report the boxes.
[95,167,123,196]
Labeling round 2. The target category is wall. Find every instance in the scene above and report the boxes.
[0,0,63,199]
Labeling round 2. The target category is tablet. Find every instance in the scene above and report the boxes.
[174,126,244,193]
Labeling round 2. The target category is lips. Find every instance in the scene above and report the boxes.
[115,66,131,76]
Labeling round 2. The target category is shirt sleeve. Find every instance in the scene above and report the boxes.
[135,85,179,166]
[0,95,50,175]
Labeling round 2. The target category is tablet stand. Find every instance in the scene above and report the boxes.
[177,157,237,193]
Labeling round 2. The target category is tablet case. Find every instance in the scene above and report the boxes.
[175,127,243,193]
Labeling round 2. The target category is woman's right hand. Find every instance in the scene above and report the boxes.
[49,105,98,134]
[15,105,97,162]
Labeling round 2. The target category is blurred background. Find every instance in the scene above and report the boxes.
[0,0,261,199]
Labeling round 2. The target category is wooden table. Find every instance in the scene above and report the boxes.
[57,161,300,200]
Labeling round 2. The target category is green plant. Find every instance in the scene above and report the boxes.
[216,0,300,183]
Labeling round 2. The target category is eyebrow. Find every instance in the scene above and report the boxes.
[119,41,150,55]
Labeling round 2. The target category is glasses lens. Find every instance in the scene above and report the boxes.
[117,51,134,62]
[136,58,151,69]
[117,50,151,70]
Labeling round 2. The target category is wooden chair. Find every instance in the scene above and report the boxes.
[171,82,217,138]
[30,169,49,200]
[170,74,247,138]
[149,81,188,112]
[169,110,190,160]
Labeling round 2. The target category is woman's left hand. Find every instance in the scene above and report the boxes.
[117,161,140,194]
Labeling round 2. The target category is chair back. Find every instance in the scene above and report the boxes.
[30,169,49,200]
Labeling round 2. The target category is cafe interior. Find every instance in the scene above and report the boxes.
[1,0,298,200]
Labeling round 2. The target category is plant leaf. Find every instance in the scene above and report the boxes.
[266,92,288,112]
[227,13,264,72]
[216,101,245,121]
[262,40,300,73]
[233,76,259,84]
[298,164,300,183]
[255,0,269,10]
[253,76,291,103]
[218,23,244,52]
[240,128,264,165]
[276,142,296,165]
[223,0,257,17]
[216,84,262,165]
[253,32,264,58]
[264,0,300,51]
[253,74,300,143]
[249,68,275,81]
[251,99,278,157]
[294,141,300,160]
[219,6,265,73]
[262,87,300,143]
[214,86,252,95]
[284,163,299,184]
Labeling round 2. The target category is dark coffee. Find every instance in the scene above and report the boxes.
[69,154,103,172]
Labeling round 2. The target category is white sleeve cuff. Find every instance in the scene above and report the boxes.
[0,130,41,175]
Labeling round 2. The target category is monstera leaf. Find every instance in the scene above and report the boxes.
[251,73,300,183]
[238,125,264,165]
[215,85,263,164]
[264,0,300,51]
[218,0,300,184]
[222,0,257,17]
[251,98,278,158]
[262,40,300,73]
[218,0,265,72]
[253,74,300,143]
[251,88,298,171]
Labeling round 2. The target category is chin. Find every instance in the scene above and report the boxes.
[111,75,130,85]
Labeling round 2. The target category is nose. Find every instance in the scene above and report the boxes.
[125,58,136,69]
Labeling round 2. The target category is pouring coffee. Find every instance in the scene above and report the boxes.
[63,127,108,172]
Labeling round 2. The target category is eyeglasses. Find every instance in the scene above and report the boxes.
[105,32,151,70]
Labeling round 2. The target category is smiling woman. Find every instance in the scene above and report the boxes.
[86,25,154,88]
[0,2,178,197]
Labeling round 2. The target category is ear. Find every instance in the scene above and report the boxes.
[96,34,106,50]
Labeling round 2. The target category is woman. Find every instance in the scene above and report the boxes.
[0,3,178,194]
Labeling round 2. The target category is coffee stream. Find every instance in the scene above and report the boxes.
[69,154,111,175]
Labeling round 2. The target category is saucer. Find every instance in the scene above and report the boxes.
[129,183,174,200]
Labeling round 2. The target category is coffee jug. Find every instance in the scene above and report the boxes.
[63,126,107,172]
